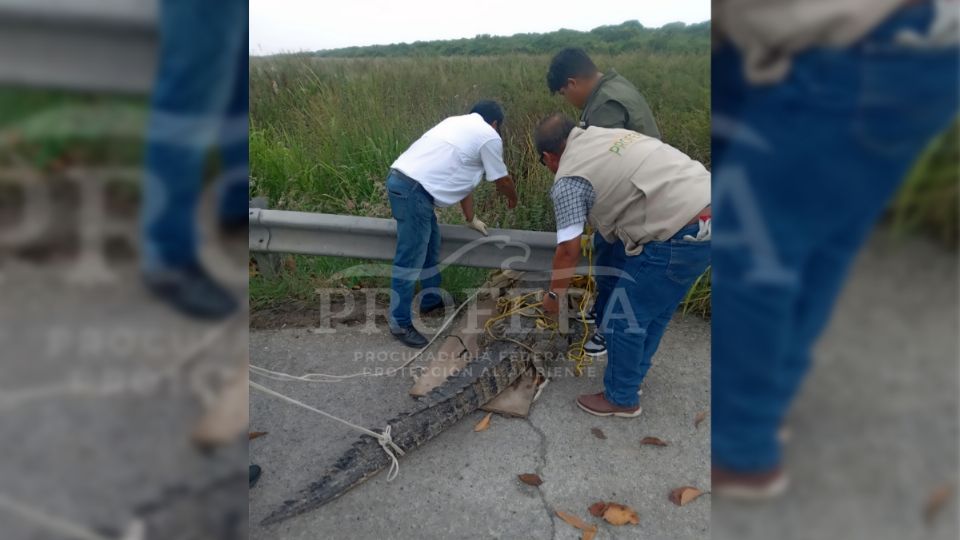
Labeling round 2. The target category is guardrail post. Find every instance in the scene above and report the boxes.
[249,197,281,279]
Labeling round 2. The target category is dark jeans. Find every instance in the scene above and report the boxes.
[141,0,249,271]
[598,223,711,407]
[591,232,625,327]
[712,3,958,471]
[386,171,443,329]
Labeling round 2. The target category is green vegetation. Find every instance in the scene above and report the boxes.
[251,22,957,318]
[892,120,959,247]
[307,20,709,58]
[251,22,714,313]
[249,255,488,310]
[4,16,952,321]
[0,87,146,169]
[249,45,711,313]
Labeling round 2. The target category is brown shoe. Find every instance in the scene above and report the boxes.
[712,464,789,501]
[576,392,642,418]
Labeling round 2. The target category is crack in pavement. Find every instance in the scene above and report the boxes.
[524,415,556,540]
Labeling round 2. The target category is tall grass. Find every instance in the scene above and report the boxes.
[249,53,712,313]
[891,120,959,247]
[250,53,709,222]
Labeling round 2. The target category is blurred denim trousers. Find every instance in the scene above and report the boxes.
[590,232,623,328]
[712,3,958,471]
[386,170,444,329]
[599,223,711,407]
[142,0,250,271]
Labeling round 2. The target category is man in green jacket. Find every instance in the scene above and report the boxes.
[546,47,660,138]
[546,47,661,358]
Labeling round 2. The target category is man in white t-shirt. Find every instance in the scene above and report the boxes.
[386,100,518,347]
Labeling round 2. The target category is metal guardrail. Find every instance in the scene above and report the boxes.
[0,0,157,93]
[249,208,580,273]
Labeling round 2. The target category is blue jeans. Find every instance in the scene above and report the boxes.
[141,0,249,271]
[386,171,443,329]
[712,3,958,472]
[591,232,625,327]
[600,223,711,407]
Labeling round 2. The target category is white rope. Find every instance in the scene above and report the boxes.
[248,364,372,383]
[0,492,144,540]
[249,380,406,481]
[249,288,482,383]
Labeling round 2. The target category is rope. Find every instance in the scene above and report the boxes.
[248,257,596,490]
[566,232,596,375]
[0,492,144,540]
[482,232,596,375]
[249,380,406,481]
[249,287,482,383]
[248,280,509,483]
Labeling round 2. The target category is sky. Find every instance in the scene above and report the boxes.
[249,0,710,55]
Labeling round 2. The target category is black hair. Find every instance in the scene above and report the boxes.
[469,100,504,127]
[534,113,576,156]
[546,48,598,94]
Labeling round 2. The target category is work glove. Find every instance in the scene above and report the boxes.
[467,216,488,236]
[683,218,711,242]
[897,0,958,47]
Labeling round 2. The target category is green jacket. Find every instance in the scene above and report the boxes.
[580,69,660,139]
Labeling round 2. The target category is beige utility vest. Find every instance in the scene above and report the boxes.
[554,127,710,256]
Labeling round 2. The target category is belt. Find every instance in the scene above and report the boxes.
[391,169,434,204]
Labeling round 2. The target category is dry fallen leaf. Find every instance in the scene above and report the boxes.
[518,473,543,487]
[581,526,597,540]
[602,502,640,525]
[590,427,607,440]
[669,486,704,506]
[248,431,268,440]
[474,412,492,432]
[924,484,954,524]
[641,436,669,447]
[588,501,608,517]
[555,510,592,531]
[694,410,708,429]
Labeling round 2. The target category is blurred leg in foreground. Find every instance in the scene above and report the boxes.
[712,2,958,495]
[141,0,248,319]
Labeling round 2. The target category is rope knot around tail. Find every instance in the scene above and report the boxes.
[376,425,406,482]
[249,380,409,481]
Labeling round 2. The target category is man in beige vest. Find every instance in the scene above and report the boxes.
[535,113,711,417]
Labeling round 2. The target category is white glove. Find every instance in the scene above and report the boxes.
[467,216,488,236]
[683,218,711,242]
[897,0,959,48]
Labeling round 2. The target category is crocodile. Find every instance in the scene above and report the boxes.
[260,282,573,526]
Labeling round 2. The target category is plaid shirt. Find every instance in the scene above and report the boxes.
[550,176,594,228]
[549,176,595,243]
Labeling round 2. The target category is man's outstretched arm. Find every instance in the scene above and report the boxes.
[542,236,582,314]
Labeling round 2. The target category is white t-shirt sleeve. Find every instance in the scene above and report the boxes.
[556,222,585,244]
[479,139,509,181]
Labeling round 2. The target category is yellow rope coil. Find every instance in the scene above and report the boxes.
[483,230,596,376]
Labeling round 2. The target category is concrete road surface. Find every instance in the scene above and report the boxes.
[249,296,712,539]
[713,233,959,540]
